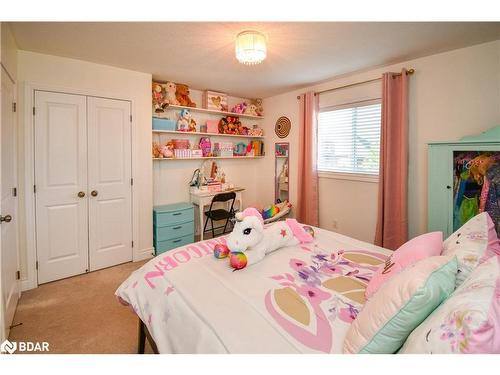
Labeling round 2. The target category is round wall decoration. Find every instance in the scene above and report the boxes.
[275,116,291,138]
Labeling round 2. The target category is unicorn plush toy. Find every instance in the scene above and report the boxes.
[218,207,315,269]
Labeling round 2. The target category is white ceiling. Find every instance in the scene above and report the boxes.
[10,22,500,98]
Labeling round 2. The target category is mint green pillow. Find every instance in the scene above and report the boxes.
[343,256,458,354]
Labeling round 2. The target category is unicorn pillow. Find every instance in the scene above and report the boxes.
[400,255,500,354]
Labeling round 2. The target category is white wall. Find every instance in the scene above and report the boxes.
[16,51,153,287]
[260,40,500,243]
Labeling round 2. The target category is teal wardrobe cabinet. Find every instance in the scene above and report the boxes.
[153,202,194,255]
[428,127,500,239]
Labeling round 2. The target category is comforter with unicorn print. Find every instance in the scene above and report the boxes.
[115,225,391,353]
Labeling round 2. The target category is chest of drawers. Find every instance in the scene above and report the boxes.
[153,202,194,255]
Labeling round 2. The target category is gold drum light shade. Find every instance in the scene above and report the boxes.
[235,30,267,65]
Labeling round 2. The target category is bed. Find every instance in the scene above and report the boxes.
[116,226,391,353]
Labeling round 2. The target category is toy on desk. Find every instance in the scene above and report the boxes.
[215,207,314,270]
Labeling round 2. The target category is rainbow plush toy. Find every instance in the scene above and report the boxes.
[261,205,280,220]
[213,207,314,270]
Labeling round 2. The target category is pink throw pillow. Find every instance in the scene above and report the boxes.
[365,231,443,299]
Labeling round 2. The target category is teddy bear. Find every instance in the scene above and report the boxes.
[175,84,196,107]
[152,83,167,113]
[152,142,162,158]
[244,104,259,117]
[164,82,180,105]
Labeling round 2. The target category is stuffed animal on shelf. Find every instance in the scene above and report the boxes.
[152,142,162,158]
[251,98,264,116]
[175,83,196,107]
[152,83,167,113]
[244,103,259,116]
[231,102,247,114]
[248,125,264,136]
[159,142,174,158]
[218,208,314,269]
[177,109,192,131]
[164,81,180,105]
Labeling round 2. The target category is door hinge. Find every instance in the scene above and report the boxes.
[130,114,132,122]
[16,271,20,280]
[33,107,36,116]
[130,178,134,186]
[35,261,39,270]
[131,241,134,248]
[12,102,17,112]
[34,185,37,194]
[12,187,17,197]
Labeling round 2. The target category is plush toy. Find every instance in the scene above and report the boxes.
[231,102,247,114]
[152,83,167,113]
[244,104,259,117]
[164,82,180,105]
[219,208,314,269]
[176,83,196,107]
[177,109,192,131]
[152,142,162,158]
[251,98,263,116]
[248,125,263,136]
[159,142,174,158]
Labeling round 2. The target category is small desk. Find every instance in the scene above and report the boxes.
[190,187,244,240]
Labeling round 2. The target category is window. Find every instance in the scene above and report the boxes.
[318,101,381,176]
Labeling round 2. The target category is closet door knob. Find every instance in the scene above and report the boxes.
[78,191,86,198]
[0,215,12,223]
[91,190,98,197]
[446,185,452,189]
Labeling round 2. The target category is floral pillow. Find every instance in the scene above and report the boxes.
[443,212,500,287]
[343,255,458,354]
[399,255,500,354]
[365,231,443,299]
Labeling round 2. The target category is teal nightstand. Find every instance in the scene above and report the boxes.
[153,202,194,255]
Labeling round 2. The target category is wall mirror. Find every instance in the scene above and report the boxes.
[275,142,289,203]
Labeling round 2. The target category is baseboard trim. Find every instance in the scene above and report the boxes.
[134,247,154,262]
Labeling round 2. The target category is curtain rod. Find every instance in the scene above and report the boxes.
[296,68,415,99]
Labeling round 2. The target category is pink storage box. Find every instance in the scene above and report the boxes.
[206,120,219,134]
[173,139,190,149]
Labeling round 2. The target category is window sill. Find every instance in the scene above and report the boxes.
[318,171,379,183]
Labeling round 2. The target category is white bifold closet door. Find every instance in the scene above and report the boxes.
[35,91,132,284]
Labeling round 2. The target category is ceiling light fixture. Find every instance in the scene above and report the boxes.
[235,30,267,65]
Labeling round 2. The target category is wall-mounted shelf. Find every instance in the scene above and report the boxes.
[155,104,264,120]
[153,156,265,161]
[152,129,264,139]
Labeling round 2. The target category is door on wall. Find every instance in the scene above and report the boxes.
[87,97,132,271]
[1,68,20,339]
[35,91,132,284]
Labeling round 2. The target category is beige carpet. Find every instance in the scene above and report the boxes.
[9,260,154,354]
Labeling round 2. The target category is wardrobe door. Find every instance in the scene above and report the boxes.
[87,97,132,271]
[35,91,89,284]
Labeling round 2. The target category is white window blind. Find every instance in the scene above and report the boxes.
[318,102,381,175]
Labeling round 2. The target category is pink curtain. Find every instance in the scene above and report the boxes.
[297,92,319,227]
[374,69,409,250]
